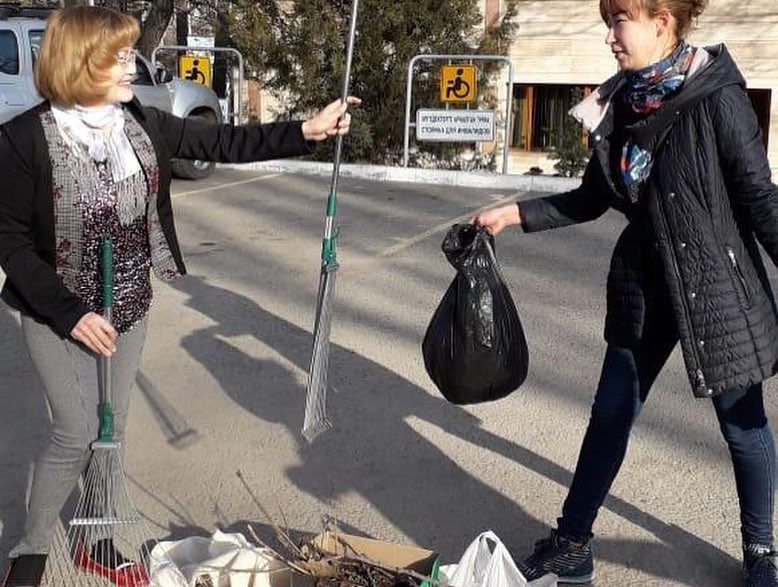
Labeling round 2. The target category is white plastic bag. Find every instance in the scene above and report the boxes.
[149,529,290,587]
[440,531,556,587]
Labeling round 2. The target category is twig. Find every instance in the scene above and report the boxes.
[277,503,301,559]
[321,514,341,534]
[235,470,305,558]
[318,535,439,585]
[233,490,441,587]
[245,523,312,578]
[345,551,436,584]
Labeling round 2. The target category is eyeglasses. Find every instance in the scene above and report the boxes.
[116,48,137,66]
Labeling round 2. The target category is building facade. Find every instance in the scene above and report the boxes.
[504,0,778,176]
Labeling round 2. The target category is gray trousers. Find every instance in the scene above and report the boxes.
[10,314,148,556]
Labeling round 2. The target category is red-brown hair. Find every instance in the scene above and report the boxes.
[35,6,139,107]
[599,0,708,38]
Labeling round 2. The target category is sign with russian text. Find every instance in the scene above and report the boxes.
[416,109,495,142]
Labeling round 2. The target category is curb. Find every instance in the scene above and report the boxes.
[220,160,581,193]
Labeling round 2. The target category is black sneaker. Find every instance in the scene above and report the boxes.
[744,544,778,587]
[518,529,594,584]
[1,554,47,587]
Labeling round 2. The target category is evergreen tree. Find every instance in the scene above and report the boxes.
[53,0,178,57]
[226,0,518,163]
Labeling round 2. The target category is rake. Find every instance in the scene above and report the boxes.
[302,0,360,443]
[44,235,157,586]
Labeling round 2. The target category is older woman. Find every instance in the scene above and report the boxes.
[476,0,778,585]
[0,6,357,586]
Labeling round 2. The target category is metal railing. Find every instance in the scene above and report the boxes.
[152,45,245,125]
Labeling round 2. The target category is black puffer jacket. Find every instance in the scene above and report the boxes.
[519,45,778,398]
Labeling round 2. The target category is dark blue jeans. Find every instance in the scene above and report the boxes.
[558,328,776,547]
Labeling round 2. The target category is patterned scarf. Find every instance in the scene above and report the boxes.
[620,42,695,195]
[50,103,142,183]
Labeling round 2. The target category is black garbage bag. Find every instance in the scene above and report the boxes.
[422,223,528,404]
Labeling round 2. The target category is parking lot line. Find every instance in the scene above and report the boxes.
[172,172,282,198]
[378,191,524,257]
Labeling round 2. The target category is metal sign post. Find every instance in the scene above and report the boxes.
[403,54,514,174]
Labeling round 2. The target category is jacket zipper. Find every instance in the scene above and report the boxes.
[726,246,752,307]
[656,193,708,394]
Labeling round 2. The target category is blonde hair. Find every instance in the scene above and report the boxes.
[35,6,139,108]
[599,0,708,38]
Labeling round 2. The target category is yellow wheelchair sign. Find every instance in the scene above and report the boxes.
[440,65,477,103]
[179,55,211,88]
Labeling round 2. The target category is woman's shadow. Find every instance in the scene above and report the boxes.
[171,274,547,560]
[167,274,740,585]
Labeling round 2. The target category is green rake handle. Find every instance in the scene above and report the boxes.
[102,235,114,309]
[98,235,115,443]
[319,0,359,268]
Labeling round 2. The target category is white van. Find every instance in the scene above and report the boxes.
[0,5,224,179]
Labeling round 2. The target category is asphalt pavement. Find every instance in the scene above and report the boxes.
[1,166,775,586]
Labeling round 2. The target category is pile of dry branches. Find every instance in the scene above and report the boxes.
[235,471,436,587]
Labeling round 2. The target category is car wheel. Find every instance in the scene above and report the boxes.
[172,110,218,180]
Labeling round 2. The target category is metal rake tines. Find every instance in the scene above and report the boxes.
[303,265,338,442]
[44,447,157,587]
[76,448,135,520]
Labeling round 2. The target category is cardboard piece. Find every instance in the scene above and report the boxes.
[312,531,439,584]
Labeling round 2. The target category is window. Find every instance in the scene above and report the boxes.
[511,86,530,149]
[0,30,19,75]
[511,84,591,151]
[513,84,773,152]
[533,85,576,150]
[28,29,43,68]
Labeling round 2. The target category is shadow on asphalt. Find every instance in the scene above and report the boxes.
[0,308,49,564]
[0,285,743,586]
[166,273,740,586]
[135,370,201,449]
[0,172,745,583]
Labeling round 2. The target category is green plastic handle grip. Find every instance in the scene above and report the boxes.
[98,402,115,442]
[102,235,113,309]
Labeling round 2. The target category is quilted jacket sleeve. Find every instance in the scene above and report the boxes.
[712,84,778,267]
[518,154,611,233]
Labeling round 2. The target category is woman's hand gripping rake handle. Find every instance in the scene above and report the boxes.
[303,0,360,443]
[98,235,115,443]
[321,0,359,267]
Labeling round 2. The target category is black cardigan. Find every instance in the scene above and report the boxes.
[0,98,314,337]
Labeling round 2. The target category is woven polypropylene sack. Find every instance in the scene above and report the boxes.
[423,223,528,404]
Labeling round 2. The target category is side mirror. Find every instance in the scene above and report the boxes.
[155,66,173,84]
